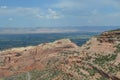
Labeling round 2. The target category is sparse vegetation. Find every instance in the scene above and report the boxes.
[93,54,117,66]
[4,73,26,80]
[87,69,96,76]
[115,43,120,53]
[1,30,120,80]
[108,63,120,73]
[96,77,108,80]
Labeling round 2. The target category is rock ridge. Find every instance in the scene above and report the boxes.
[0,30,120,80]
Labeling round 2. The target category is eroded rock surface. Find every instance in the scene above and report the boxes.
[0,39,78,77]
[0,29,120,80]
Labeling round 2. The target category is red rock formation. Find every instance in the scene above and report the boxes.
[0,39,78,77]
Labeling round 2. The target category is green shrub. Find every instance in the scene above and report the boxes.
[96,77,108,80]
[115,44,120,53]
[93,54,117,66]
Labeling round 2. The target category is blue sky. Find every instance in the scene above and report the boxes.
[0,0,120,28]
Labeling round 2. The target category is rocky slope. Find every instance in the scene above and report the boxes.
[0,39,78,77]
[0,29,120,80]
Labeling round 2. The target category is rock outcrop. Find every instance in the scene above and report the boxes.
[97,30,120,43]
[0,39,78,77]
[0,29,120,80]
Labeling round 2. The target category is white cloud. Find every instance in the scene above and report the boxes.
[8,18,13,21]
[0,7,63,20]
[0,7,41,16]
[36,14,44,18]
[0,6,8,9]
[52,0,82,10]
[52,0,120,12]
[0,0,120,26]
[35,8,63,19]
[50,0,120,25]
[46,8,63,19]
[91,9,98,15]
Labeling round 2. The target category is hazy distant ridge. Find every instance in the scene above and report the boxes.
[0,26,119,34]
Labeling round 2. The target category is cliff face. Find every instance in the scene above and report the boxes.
[0,30,120,80]
[0,39,78,77]
[97,30,120,43]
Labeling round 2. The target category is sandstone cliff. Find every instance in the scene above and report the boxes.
[0,39,78,77]
[0,30,120,80]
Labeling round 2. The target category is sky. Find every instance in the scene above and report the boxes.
[0,0,120,28]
